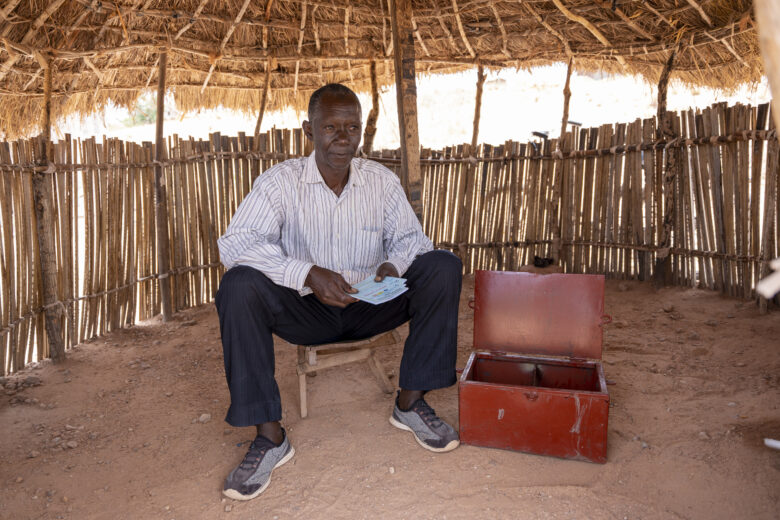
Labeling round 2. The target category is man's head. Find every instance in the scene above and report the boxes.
[307,83,361,123]
[303,84,363,177]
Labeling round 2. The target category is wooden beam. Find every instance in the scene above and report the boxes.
[32,58,65,363]
[362,60,380,156]
[550,0,627,68]
[145,0,211,88]
[154,51,173,321]
[523,3,572,57]
[594,0,655,41]
[0,0,67,83]
[201,0,253,92]
[411,17,431,57]
[0,0,21,22]
[686,0,713,27]
[450,0,476,58]
[390,0,423,220]
[489,4,511,58]
[653,47,679,288]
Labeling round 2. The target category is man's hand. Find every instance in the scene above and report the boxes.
[305,266,358,308]
[374,262,399,282]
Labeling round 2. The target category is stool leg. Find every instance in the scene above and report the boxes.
[368,350,395,394]
[297,346,308,418]
[298,370,308,418]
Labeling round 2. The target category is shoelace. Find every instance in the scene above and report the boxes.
[413,400,444,429]
[238,438,272,470]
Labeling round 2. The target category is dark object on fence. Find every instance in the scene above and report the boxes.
[533,256,554,268]
[532,131,549,139]
[459,270,610,464]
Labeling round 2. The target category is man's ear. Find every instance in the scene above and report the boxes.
[302,120,313,141]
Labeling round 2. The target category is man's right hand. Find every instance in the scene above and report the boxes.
[305,266,358,308]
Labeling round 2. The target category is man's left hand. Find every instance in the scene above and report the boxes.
[375,262,399,282]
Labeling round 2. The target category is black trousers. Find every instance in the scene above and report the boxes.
[215,250,462,427]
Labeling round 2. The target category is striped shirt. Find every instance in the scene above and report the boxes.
[218,152,433,296]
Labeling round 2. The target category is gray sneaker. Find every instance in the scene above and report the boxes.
[223,430,295,501]
[389,395,460,453]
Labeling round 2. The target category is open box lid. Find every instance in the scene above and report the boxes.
[473,270,606,360]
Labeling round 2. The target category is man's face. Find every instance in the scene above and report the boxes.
[303,92,362,175]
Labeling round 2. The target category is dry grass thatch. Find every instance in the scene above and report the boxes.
[0,0,764,139]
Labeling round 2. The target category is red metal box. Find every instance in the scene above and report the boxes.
[458,270,610,463]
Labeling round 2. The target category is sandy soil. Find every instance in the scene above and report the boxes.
[1,276,779,520]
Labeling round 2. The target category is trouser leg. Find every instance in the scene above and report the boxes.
[342,250,462,391]
[215,266,341,427]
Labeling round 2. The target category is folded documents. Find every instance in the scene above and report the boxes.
[351,275,408,305]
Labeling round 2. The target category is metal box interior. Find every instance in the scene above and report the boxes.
[458,271,610,463]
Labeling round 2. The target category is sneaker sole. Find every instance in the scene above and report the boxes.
[389,416,460,453]
[222,446,296,501]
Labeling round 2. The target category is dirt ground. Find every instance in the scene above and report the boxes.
[1,275,779,520]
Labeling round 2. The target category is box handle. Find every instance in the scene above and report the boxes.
[600,314,612,325]
[523,391,539,401]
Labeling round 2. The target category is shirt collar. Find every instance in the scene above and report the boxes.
[303,151,365,188]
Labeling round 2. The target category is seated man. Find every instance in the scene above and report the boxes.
[216,83,462,501]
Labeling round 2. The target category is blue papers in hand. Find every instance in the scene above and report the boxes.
[351,276,408,305]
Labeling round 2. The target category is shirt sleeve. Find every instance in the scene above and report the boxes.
[217,174,314,291]
[382,176,434,276]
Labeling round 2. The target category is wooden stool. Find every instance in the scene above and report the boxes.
[296,329,400,418]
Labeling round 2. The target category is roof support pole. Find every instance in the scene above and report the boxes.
[362,60,380,156]
[551,57,573,265]
[455,65,486,265]
[32,57,65,363]
[253,62,272,141]
[154,51,172,321]
[390,0,422,220]
[755,0,780,311]
[653,47,678,289]
[470,65,486,151]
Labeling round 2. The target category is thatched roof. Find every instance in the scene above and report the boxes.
[0,0,763,139]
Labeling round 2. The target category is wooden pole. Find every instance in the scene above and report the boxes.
[551,57,573,264]
[154,51,172,321]
[653,46,678,288]
[253,61,272,142]
[390,0,423,220]
[32,58,65,363]
[362,60,380,156]
[470,65,486,150]
[455,65,486,263]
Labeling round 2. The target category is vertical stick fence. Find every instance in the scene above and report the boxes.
[0,102,778,374]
